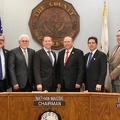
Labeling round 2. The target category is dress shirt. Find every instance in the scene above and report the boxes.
[64,47,73,64]
[43,47,55,66]
[0,48,5,80]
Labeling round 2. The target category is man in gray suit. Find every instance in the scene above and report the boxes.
[109,30,120,92]
[8,34,35,92]
[33,36,57,92]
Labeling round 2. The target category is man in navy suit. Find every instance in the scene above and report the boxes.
[9,34,35,92]
[33,36,57,92]
[57,36,84,92]
[84,36,107,92]
[0,34,11,92]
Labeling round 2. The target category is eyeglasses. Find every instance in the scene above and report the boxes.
[21,40,29,43]
[116,35,120,37]
[0,39,4,42]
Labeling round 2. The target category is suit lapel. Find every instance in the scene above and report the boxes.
[18,47,28,67]
[110,46,120,62]
[64,48,75,66]
[42,48,53,66]
[88,50,98,68]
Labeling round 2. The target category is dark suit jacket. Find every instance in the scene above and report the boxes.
[84,50,107,92]
[8,47,35,89]
[2,49,11,89]
[57,47,84,89]
[33,48,57,91]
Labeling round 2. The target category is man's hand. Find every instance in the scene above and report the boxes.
[75,84,80,88]
[37,84,42,91]
[96,84,102,91]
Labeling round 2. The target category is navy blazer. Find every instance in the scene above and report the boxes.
[84,50,107,92]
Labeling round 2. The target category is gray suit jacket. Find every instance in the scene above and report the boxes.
[8,47,35,89]
[33,48,56,91]
[109,45,120,85]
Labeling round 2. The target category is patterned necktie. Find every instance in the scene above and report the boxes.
[24,50,28,66]
[64,51,69,66]
[87,52,92,68]
[0,55,2,80]
[47,51,53,65]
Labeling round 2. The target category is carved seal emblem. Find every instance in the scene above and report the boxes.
[29,0,80,50]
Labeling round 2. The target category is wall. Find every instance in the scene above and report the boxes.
[0,0,120,54]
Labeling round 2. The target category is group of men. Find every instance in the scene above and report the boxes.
[0,30,120,93]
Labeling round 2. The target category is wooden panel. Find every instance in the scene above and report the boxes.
[9,93,90,120]
[0,93,8,120]
[90,93,120,120]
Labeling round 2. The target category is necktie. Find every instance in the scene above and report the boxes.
[0,55,2,80]
[64,51,69,66]
[47,51,53,65]
[24,50,28,66]
[87,52,92,68]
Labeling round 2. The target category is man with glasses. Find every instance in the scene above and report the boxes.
[109,30,120,92]
[0,34,11,92]
[8,34,35,92]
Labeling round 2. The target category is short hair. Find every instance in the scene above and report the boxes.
[19,34,29,41]
[118,30,120,32]
[63,36,73,41]
[88,36,98,44]
[42,36,52,42]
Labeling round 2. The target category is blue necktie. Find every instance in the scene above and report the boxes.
[87,52,92,68]
[0,55,2,80]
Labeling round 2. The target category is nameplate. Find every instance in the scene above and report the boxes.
[34,96,66,106]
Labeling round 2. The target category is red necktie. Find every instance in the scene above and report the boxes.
[64,51,69,66]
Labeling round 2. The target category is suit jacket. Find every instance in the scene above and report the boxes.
[57,47,84,89]
[84,50,107,92]
[109,45,120,85]
[2,49,11,89]
[8,47,35,89]
[33,48,57,91]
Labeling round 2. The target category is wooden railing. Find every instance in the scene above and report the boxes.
[0,92,120,120]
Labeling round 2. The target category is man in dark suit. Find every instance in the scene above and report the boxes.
[57,36,84,92]
[8,34,35,92]
[33,36,57,92]
[84,36,107,92]
[0,34,11,92]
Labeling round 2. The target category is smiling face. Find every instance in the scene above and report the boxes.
[19,35,29,50]
[42,36,53,50]
[88,39,98,51]
[63,36,73,50]
[0,35,4,48]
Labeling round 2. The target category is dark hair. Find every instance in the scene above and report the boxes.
[118,30,120,32]
[88,36,98,44]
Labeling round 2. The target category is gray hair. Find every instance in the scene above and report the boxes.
[19,34,29,41]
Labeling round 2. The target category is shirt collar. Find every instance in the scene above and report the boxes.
[65,47,73,53]
[90,49,97,55]
[43,47,52,52]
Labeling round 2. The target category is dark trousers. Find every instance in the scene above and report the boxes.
[0,80,6,92]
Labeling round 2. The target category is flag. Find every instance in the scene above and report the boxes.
[0,17,3,34]
[101,2,108,55]
[101,2,111,92]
